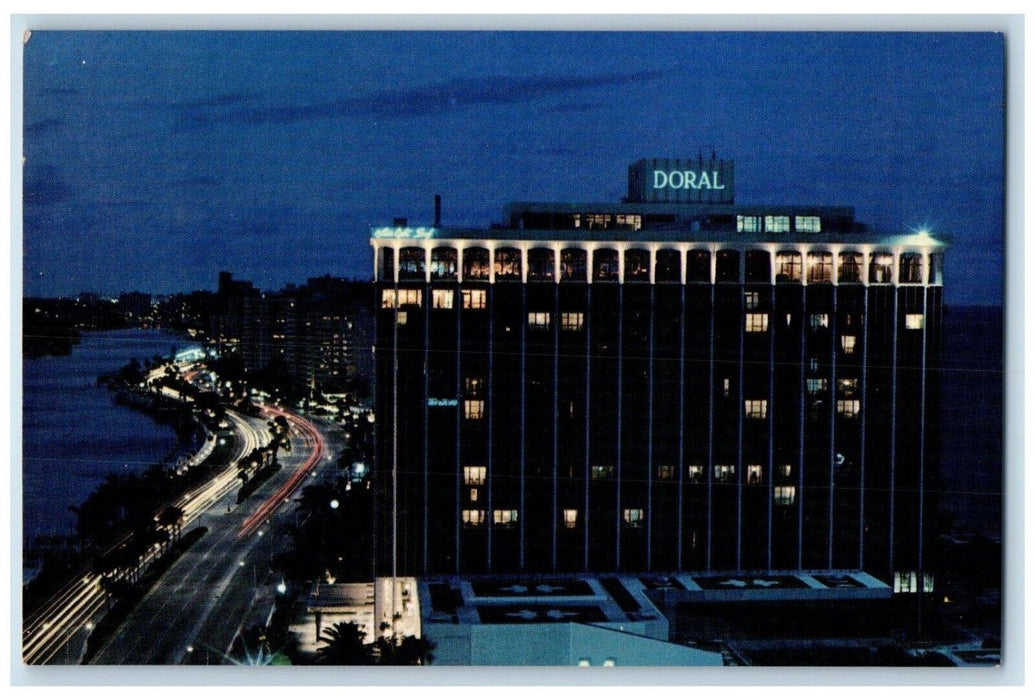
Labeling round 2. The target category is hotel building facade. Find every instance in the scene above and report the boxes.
[372,158,945,594]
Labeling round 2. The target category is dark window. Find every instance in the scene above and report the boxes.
[687,250,711,283]
[655,249,681,283]
[900,253,923,283]
[593,249,619,282]
[716,250,740,283]
[430,247,457,281]
[745,250,770,283]
[625,249,650,282]
[379,247,395,281]
[528,248,555,282]
[463,247,490,280]
[561,248,587,282]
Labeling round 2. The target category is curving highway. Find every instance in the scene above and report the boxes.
[21,409,268,665]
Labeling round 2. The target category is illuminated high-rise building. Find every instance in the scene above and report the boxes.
[372,158,944,596]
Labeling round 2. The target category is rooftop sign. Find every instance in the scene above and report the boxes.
[372,226,437,239]
[628,157,735,205]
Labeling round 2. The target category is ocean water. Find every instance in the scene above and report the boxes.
[21,328,200,548]
[19,309,1003,550]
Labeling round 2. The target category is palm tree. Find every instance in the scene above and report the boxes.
[158,505,184,543]
[315,622,371,665]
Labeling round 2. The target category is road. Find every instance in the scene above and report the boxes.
[21,408,268,665]
[87,407,342,665]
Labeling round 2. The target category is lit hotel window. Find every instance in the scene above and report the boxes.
[657,465,675,480]
[494,509,518,527]
[399,247,426,280]
[745,313,769,333]
[463,248,490,280]
[464,400,485,420]
[561,312,585,331]
[765,215,790,233]
[462,289,487,309]
[744,399,768,419]
[622,508,644,527]
[462,509,486,527]
[430,247,458,280]
[747,464,763,484]
[839,252,863,283]
[528,312,551,330]
[463,466,486,485]
[494,248,522,280]
[593,249,620,281]
[836,399,861,418]
[838,378,859,397]
[563,509,578,529]
[432,289,454,310]
[774,486,796,506]
[737,215,762,233]
[723,377,731,398]
[591,465,615,480]
[688,465,704,482]
[381,289,397,308]
[841,335,857,355]
[870,253,894,283]
[714,464,735,483]
[396,311,408,326]
[744,291,760,309]
[393,289,421,306]
[807,378,828,394]
[810,313,829,329]
[807,252,833,283]
[795,216,821,233]
[616,213,642,230]
[469,488,478,502]
[775,252,802,283]
[905,313,924,330]
[464,377,484,397]
[780,464,793,478]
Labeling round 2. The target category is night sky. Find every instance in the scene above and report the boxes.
[22,31,1004,305]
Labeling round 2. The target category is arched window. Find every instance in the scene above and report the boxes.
[687,250,711,283]
[399,247,425,281]
[593,249,619,282]
[655,249,681,283]
[624,249,650,282]
[838,252,863,283]
[806,251,833,283]
[527,248,555,282]
[494,247,522,281]
[900,253,923,284]
[745,250,770,283]
[378,247,395,281]
[561,248,587,282]
[775,252,802,283]
[430,247,457,281]
[869,252,894,284]
[716,250,740,283]
[463,247,490,281]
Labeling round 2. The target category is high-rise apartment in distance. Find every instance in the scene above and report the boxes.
[372,157,945,597]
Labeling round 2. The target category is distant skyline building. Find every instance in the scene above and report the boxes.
[372,158,945,597]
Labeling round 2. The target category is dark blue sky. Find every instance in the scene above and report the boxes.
[22,31,1003,305]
